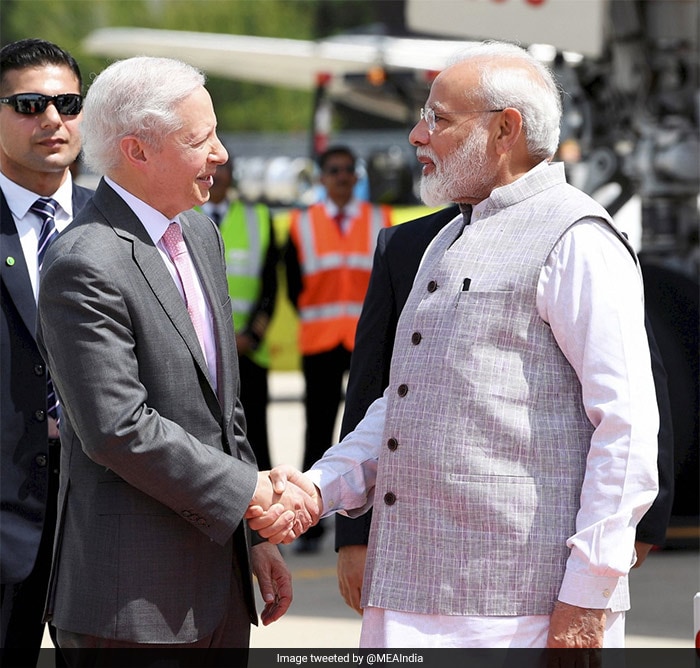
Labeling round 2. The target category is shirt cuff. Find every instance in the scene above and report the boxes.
[305,469,337,517]
[558,567,627,610]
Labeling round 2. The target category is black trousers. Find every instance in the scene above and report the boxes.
[237,355,272,471]
[1,439,65,668]
[300,345,352,540]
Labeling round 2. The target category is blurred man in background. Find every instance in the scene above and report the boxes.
[284,145,392,553]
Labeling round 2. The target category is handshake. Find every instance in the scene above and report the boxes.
[246,465,323,544]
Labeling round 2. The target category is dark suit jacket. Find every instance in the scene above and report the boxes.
[335,205,674,548]
[36,180,259,642]
[1,183,92,584]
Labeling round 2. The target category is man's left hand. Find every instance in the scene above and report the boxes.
[547,600,605,648]
[251,542,293,625]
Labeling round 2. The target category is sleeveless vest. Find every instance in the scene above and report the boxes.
[363,162,634,616]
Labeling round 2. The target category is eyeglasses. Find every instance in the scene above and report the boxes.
[419,106,504,133]
[324,165,355,176]
[0,93,83,116]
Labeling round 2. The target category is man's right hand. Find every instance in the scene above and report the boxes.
[337,544,367,615]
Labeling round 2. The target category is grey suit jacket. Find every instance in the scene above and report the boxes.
[37,179,259,643]
[1,184,92,584]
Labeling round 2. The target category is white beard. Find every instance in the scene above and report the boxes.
[419,125,491,206]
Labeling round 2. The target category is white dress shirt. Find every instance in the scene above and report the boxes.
[0,171,75,299]
[323,196,361,234]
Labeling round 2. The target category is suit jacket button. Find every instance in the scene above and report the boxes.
[35,454,48,467]
[411,332,422,345]
[35,410,46,422]
[182,510,191,518]
[383,492,396,505]
[427,280,438,293]
[387,437,398,451]
[397,384,408,397]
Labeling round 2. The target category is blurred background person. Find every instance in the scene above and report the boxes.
[201,154,278,471]
[284,145,393,553]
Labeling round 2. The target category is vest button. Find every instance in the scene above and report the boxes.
[384,492,396,505]
[411,332,422,345]
[35,410,46,422]
[427,280,438,293]
[34,363,45,376]
[397,384,408,397]
[35,454,48,467]
[387,437,398,451]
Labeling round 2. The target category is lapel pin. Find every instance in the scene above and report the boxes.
[6,256,15,266]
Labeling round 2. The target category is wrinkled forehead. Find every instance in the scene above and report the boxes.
[428,60,483,109]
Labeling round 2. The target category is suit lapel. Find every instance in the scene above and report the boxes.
[1,192,38,338]
[92,182,216,400]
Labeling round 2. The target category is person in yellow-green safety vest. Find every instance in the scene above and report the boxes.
[200,155,278,470]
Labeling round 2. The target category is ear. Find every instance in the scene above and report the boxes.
[493,108,523,155]
[119,135,149,170]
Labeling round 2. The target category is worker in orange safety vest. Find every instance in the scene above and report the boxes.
[284,145,392,552]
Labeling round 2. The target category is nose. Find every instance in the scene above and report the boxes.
[40,102,63,127]
[409,119,429,147]
[210,134,228,165]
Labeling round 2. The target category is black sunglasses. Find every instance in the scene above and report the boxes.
[324,165,355,176]
[0,93,83,116]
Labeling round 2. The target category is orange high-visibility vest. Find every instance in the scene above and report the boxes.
[289,201,391,355]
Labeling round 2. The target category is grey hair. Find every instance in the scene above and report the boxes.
[448,41,562,160]
[81,56,206,176]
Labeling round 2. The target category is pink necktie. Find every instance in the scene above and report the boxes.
[160,222,208,356]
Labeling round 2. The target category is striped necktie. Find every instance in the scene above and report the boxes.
[31,197,61,421]
[32,197,60,270]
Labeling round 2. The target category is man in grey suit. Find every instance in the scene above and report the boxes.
[37,56,317,657]
[0,38,92,666]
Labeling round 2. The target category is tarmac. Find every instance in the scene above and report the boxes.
[43,372,698,649]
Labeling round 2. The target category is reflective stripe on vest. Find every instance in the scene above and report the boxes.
[296,204,385,274]
[298,302,365,323]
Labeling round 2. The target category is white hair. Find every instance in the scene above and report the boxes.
[81,56,205,176]
[448,41,563,160]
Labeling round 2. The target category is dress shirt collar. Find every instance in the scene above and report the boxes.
[0,170,75,225]
[324,196,360,221]
[104,176,180,243]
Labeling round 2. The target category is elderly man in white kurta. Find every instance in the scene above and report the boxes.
[253,41,659,649]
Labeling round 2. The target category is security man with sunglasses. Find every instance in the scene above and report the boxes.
[0,38,91,665]
[284,146,393,553]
